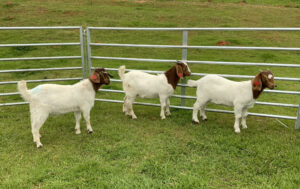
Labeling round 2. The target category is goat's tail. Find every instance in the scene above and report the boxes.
[118,65,126,80]
[17,80,31,102]
[187,80,198,87]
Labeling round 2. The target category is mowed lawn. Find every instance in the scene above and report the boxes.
[1,0,300,188]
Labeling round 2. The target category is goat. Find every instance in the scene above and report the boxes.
[17,68,113,148]
[118,61,191,119]
[187,70,276,133]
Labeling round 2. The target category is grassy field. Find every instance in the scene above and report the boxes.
[1,0,300,188]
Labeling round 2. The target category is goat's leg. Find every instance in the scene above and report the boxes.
[192,100,200,124]
[233,105,243,133]
[123,96,129,115]
[165,98,171,116]
[159,96,167,119]
[241,108,248,129]
[30,109,48,148]
[127,97,137,119]
[199,103,207,121]
[74,111,82,134]
[81,106,93,133]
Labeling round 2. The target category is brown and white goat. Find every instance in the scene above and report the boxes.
[18,68,113,148]
[188,70,276,133]
[119,61,191,119]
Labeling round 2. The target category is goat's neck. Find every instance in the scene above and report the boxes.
[164,66,180,90]
[88,79,104,93]
[252,80,266,99]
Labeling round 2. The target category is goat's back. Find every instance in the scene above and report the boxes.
[196,75,253,105]
[29,79,95,114]
[122,71,173,98]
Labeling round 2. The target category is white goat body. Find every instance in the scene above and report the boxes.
[18,79,96,148]
[188,73,274,133]
[120,70,174,99]
[119,62,191,119]
[119,67,173,119]
[19,80,96,114]
[188,75,255,107]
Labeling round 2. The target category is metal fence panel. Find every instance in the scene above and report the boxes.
[87,27,300,128]
[0,26,85,106]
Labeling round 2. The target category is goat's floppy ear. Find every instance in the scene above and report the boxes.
[252,73,262,91]
[175,64,184,79]
[90,72,101,83]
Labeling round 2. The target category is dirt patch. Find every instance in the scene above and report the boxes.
[3,1,16,8]
[135,0,151,3]
[62,10,83,17]
[38,7,48,14]
[217,41,231,46]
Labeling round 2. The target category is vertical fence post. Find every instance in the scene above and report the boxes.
[181,30,188,106]
[296,96,300,129]
[79,27,85,78]
[86,28,92,75]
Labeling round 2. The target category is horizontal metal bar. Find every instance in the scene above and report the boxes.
[0,56,81,61]
[0,102,28,106]
[91,56,300,68]
[102,67,300,82]
[98,89,299,108]
[90,43,300,51]
[95,98,297,120]
[3,88,298,108]
[191,73,300,82]
[0,26,81,30]
[0,43,80,47]
[88,27,300,31]
[0,92,19,96]
[0,67,82,73]
[255,101,298,108]
[100,71,300,95]
[0,78,82,85]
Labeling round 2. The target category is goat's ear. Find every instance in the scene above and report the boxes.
[252,73,262,91]
[90,72,101,83]
[175,64,184,79]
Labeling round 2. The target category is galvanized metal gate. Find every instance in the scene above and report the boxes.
[0,26,85,106]
[86,27,300,129]
[1,26,299,129]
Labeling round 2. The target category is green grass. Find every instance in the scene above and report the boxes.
[1,0,300,188]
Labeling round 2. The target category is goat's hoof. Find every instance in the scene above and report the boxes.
[75,130,81,134]
[132,116,137,119]
[166,112,171,116]
[242,125,248,129]
[234,129,241,134]
[202,118,208,121]
[36,143,43,148]
[88,130,93,134]
[192,120,199,125]
[161,117,166,120]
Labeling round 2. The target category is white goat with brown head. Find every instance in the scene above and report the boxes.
[188,70,276,133]
[18,68,113,148]
[119,61,191,119]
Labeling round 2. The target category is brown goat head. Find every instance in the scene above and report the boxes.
[175,61,191,79]
[90,68,113,85]
[252,70,275,99]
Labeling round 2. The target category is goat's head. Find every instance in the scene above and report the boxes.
[89,68,113,85]
[252,70,276,91]
[175,61,191,79]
